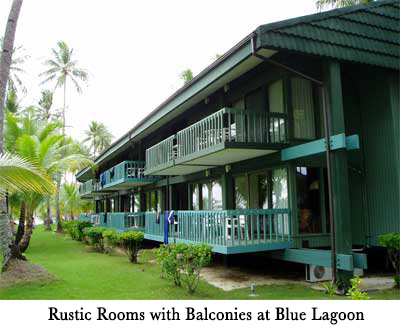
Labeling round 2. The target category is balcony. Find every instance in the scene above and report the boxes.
[144,208,293,254]
[145,108,288,175]
[79,179,106,199]
[91,212,145,232]
[99,161,160,191]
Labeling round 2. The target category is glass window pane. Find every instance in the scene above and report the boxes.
[150,191,156,211]
[133,194,140,212]
[235,175,249,210]
[272,168,288,208]
[192,185,199,210]
[258,174,269,209]
[201,184,209,210]
[157,190,162,212]
[211,180,222,210]
[268,80,284,113]
[297,167,322,234]
[292,78,315,139]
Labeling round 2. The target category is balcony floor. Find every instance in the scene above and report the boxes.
[144,233,293,254]
[148,142,281,176]
[101,178,160,191]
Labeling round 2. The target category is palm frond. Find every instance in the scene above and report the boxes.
[0,153,55,196]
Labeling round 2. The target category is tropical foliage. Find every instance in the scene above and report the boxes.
[83,121,114,158]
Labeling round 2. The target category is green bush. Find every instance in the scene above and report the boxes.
[347,276,369,300]
[113,231,144,263]
[83,227,107,252]
[103,229,117,254]
[155,243,212,294]
[378,232,400,288]
[62,220,92,241]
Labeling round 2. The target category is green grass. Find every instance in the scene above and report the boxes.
[0,226,399,300]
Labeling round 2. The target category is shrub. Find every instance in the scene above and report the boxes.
[103,229,117,254]
[155,243,212,294]
[347,276,369,300]
[63,220,92,241]
[378,232,400,288]
[83,227,107,252]
[113,231,144,263]
[321,281,339,295]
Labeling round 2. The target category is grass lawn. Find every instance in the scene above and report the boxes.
[0,226,399,300]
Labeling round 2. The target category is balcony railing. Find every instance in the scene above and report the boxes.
[145,135,175,175]
[79,179,101,196]
[99,161,160,190]
[145,108,288,175]
[176,108,287,159]
[91,212,145,232]
[145,208,292,253]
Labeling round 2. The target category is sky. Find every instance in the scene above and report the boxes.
[1,0,318,144]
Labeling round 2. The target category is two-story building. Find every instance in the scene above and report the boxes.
[77,1,399,283]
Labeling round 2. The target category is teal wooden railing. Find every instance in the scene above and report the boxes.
[145,135,176,173]
[78,213,92,221]
[100,161,159,188]
[79,179,100,195]
[108,212,146,232]
[176,108,288,159]
[145,209,291,246]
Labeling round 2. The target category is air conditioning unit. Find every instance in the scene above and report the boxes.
[306,265,332,282]
[306,265,364,282]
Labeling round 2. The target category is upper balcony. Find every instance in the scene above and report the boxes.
[145,107,288,175]
[79,179,106,199]
[99,161,160,191]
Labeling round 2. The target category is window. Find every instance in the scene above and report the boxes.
[192,185,200,210]
[296,167,324,234]
[291,78,315,139]
[268,80,284,113]
[191,179,223,210]
[234,175,249,210]
[146,190,161,212]
[211,180,222,210]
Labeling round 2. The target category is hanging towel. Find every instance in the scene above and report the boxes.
[156,211,161,224]
[164,211,170,244]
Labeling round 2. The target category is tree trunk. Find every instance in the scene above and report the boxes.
[55,178,63,233]
[18,208,33,253]
[45,196,52,230]
[0,0,24,272]
[15,200,25,244]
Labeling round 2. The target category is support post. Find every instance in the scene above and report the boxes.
[221,173,234,210]
[323,60,353,288]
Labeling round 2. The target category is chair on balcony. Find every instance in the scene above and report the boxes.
[226,215,249,243]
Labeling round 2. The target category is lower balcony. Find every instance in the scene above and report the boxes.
[99,161,160,191]
[145,108,288,176]
[90,212,145,232]
[144,208,293,254]
[79,179,107,199]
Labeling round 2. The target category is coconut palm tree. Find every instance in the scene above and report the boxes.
[0,37,29,95]
[39,41,88,133]
[0,0,25,272]
[83,121,114,158]
[316,0,374,10]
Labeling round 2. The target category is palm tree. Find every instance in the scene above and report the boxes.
[0,37,29,95]
[316,0,374,10]
[40,41,88,133]
[0,0,25,272]
[37,89,61,123]
[83,121,114,158]
[0,152,55,271]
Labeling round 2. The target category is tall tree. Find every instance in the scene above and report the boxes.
[0,0,24,272]
[316,0,374,10]
[40,41,88,133]
[0,37,29,95]
[83,121,113,158]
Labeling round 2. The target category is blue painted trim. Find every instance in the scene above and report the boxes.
[268,248,368,271]
[281,133,360,161]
